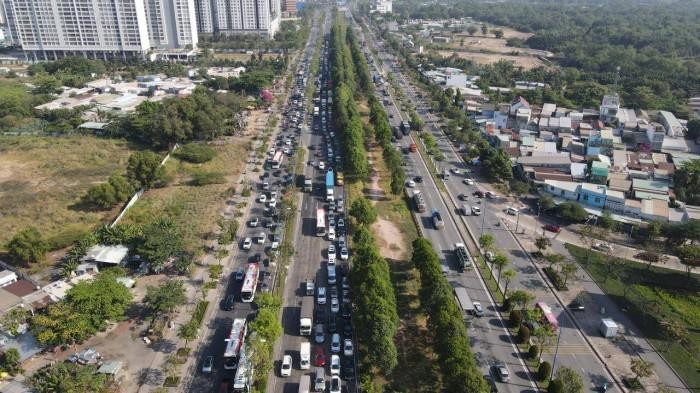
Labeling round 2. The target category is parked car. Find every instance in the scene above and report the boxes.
[463,178,475,185]
[331,334,341,353]
[202,356,214,373]
[330,354,341,376]
[280,355,292,377]
[543,224,561,233]
[314,346,327,367]
[242,238,252,250]
[343,339,354,357]
[315,324,325,344]
[593,242,613,252]
[493,364,510,382]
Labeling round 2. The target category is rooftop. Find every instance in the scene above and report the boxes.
[82,244,129,265]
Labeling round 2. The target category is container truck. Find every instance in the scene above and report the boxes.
[300,297,313,335]
[325,170,335,202]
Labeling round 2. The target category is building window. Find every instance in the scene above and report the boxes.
[583,194,589,201]
[560,190,564,196]
[595,197,600,203]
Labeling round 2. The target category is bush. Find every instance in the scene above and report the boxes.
[174,143,216,163]
[538,361,552,382]
[190,171,226,186]
[528,344,540,360]
[509,309,523,328]
[547,378,563,393]
[556,202,588,222]
[517,325,530,344]
[543,267,568,291]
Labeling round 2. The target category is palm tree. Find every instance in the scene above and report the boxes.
[215,248,229,266]
[501,269,517,298]
[493,254,510,288]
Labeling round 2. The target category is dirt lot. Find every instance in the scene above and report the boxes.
[0,136,134,248]
[446,36,551,57]
[213,52,281,62]
[436,50,546,69]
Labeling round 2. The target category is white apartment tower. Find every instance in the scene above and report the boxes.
[196,0,280,37]
[2,0,198,60]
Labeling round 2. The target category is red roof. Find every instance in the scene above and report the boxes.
[3,280,37,297]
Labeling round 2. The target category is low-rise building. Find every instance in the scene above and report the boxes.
[544,179,580,201]
[579,183,607,208]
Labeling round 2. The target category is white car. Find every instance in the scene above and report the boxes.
[594,242,614,252]
[328,245,336,260]
[249,217,259,227]
[330,354,341,376]
[406,180,416,187]
[331,297,340,313]
[280,355,292,377]
[343,339,354,357]
[463,178,474,185]
[319,161,325,170]
[473,302,484,317]
[202,356,213,373]
[340,247,349,260]
[331,334,341,353]
[242,237,252,250]
[471,206,481,216]
[268,200,277,208]
[258,194,267,203]
[317,287,327,305]
[506,207,519,215]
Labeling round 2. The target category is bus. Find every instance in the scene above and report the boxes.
[233,348,253,392]
[240,263,260,303]
[454,287,474,314]
[271,150,284,169]
[535,302,559,331]
[223,318,247,370]
[335,171,344,186]
[316,208,326,237]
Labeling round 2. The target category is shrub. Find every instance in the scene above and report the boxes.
[528,344,540,360]
[190,171,226,186]
[547,378,563,393]
[518,325,530,344]
[543,267,568,291]
[538,361,552,382]
[509,309,523,328]
[174,143,216,163]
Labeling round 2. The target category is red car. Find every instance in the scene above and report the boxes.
[473,190,485,198]
[314,346,327,367]
[543,224,561,233]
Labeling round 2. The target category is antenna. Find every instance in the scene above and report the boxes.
[613,66,621,94]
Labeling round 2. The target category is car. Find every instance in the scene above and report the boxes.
[315,324,325,344]
[234,267,245,281]
[202,355,214,373]
[328,316,337,333]
[406,180,416,187]
[314,346,327,367]
[506,207,519,215]
[268,200,277,208]
[485,191,497,199]
[484,375,499,393]
[258,194,267,203]
[414,176,423,183]
[317,287,327,304]
[343,339,354,357]
[493,364,510,382]
[249,217,259,227]
[342,289,351,303]
[280,355,292,377]
[249,253,261,263]
[318,161,325,170]
[242,237,252,250]
[340,247,349,260]
[593,242,613,252]
[472,206,481,216]
[331,333,341,353]
[342,358,356,381]
[473,302,484,317]
[451,168,461,175]
[463,178,475,185]
[568,300,585,311]
[337,218,345,229]
[337,198,345,209]
[458,194,468,201]
[262,181,270,190]
[330,354,341,375]
[328,245,336,260]
[341,303,351,319]
[315,308,327,324]
[341,276,350,290]
[342,322,353,337]
[223,295,235,311]
[331,297,340,313]
[544,224,561,233]
[330,376,341,393]
[314,367,326,392]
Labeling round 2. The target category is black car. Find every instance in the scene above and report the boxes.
[484,375,498,393]
[341,303,352,319]
[342,322,352,337]
[328,316,337,333]
[249,253,262,263]
[222,295,235,311]
[568,300,585,311]
[414,176,423,183]
[342,358,356,381]
[315,308,326,323]
[458,194,468,201]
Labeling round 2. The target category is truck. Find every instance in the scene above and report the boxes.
[411,190,426,213]
[432,210,445,229]
[325,170,335,202]
[454,287,475,314]
[303,176,312,192]
[300,297,313,335]
[314,106,319,116]
[454,243,472,270]
[393,126,403,140]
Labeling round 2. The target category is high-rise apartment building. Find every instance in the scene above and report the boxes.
[1,0,198,60]
[195,0,280,37]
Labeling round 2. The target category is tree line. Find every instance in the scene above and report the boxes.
[411,238,489,392]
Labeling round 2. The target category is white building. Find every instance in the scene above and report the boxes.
[196,0,281,37]
[2,0,198,60]
[374,0,391,13]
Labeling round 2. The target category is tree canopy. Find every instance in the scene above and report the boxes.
[5,227,49,266]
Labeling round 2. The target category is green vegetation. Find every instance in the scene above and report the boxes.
[189,171,226,186]
[674,160,700,205]
[0,80,50,131]
[350,197,377,226]
[5,227,49,266]
[82,174,135,209]
[248,293,283,393]
[411,238,489,392]
[144,280,187,320]
[135,218,184,272]
[173,143,216,163]
[566,244,700,389]
[555,201,588,223]
[28,363,110,393]
[30,271,133,346]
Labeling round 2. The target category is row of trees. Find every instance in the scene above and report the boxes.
[348,200,400,376]
[411,238,489,392]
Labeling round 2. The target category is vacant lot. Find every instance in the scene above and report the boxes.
[567,244,700,392]
[436,50,546,69]
[444,36,552,57]
[119,137,249,252]
[0,136,134,248]
[213,52,280,62]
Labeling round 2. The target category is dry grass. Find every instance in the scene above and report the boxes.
[0,136,134,248]
[119,138,248,252]
[435,50,546,69]
[213,53,280,62]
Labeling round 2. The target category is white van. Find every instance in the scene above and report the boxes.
[314,367,325,392]
[257,232,266,244]
[300,342,311,370]
[327,265,336,285]
[328,227,336,241]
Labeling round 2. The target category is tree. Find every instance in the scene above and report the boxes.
[31,302,93,346]
[249,308,282,342]
[555,366,584,393]
[144,280,186,319]
[350,197,377,226]
[673,160,700,204]
[517,325,530,344]
[661,320,688,350]
[533,326,556,363]
[481,147,513,182]
[544,253,565,269]
[33,73,62,95]
[178,322,198,350]
[83,183,118,208]
[508,289,534,310]
[509,180,529,196]
[6,227,49,265]
[65,272,133,330]
[535,236,551,254]
[560,262,578,285]
[492,29,504,39]
[675,245,700,276]
[686,119,700,140]
[135,217,183,272]
[0,307,30,336]
[630,358,654,382]
[481,24,488,35]
[548,379,564,393]
[539,195,555,212]
[127,151,165,189]
[501,269,517,298]
[509,309,522,328]
[598,211,618,231]
[479,233,495,251]
[537,361,551,381]
[215,247,229,266]
[493,254,510,288]
[557,202,588,222]
[1,348,22,375]
[467,26,478,36]
[528,344,540,360]
[28,363,109,393]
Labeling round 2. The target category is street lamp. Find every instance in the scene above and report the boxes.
[515,210,521,234]
[549,325,563,381]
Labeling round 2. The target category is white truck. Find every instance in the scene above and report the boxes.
[300,342,311,369]
[300,297,313,335]
[314,106,320,116]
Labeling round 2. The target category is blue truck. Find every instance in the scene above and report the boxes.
[325,169,335,201]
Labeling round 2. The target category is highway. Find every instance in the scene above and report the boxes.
[358,19,618,393]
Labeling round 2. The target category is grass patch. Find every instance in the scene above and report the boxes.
[566,244,700,391]
[163,376,181,387]
[542,266,568,291]
[0,135,135,248]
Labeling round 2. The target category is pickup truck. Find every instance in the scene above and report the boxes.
[431,210,445,229]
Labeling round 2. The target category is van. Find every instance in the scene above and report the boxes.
[327,265,336,285]
[257,232,266,244]
[300,342,311,370]
[314,367,326,391]
[328,227,336,241]
[299,374,311,393]
[305,280,315,296]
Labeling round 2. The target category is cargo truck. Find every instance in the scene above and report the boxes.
[454,243,472,270]
[300,297,313,335]
[325,170,335,202]
[411,190,426,212]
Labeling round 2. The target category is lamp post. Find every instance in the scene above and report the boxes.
[549,325,563,381]
[515,210,521,234]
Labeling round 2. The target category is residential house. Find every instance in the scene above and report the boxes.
[600,94,620,124]
[645,123,665,151]
[579,183,607,208]
[608,173,632,195]
[641,199,669,222]
[82,244,129,267]
[632,178,669,201]
[510,96,530,116]
[624,199,642,219]
[590,161,609,184]
[0,270,18,288]
[517,153,572,170]
[540,103,556,118]
[544,180,580,201]
[605,190,625,214]
[658,111,684,137]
